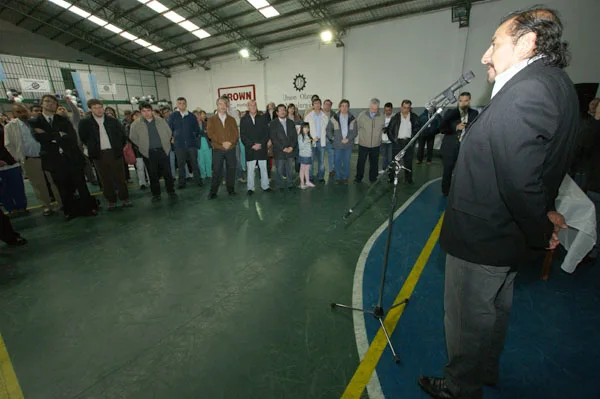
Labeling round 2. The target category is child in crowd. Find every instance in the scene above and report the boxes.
[297,122,316,189]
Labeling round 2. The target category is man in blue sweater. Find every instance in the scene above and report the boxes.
[168,97,202,189]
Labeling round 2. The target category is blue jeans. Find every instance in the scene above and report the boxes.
[335,148,352,180]
[326,141,335,172]
[380,143,393,171]
[588,190,600,258]
[311,145,325,180]
[0,167,27,212]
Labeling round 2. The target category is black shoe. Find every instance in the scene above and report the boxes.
[442,192,449,197]
[263,188,273,192]
[208,193,217,200]
[7,237,27,247]
[319,179,325,183]
[417,377,456,399]
[178,184,186,189]
[247,190,254,196]
[288,186,294,191]
[140,185,147,190]
[186,177,193,182]
[152,195,161,203]
[197,180,204,187]
[228,191,237,196]
[168,192,178,200]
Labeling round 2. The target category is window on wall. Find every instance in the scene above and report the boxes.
[60,68,76,90]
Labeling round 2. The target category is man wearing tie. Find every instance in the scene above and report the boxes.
[269,104,298,190]
[30,95,97,219]
[439,92,479,196]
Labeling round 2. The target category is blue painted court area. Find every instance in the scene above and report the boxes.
[361,179,600,398]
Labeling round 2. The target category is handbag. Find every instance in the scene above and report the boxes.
[123,142,136,165]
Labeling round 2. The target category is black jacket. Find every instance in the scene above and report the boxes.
[269,118,298,160]
[78,115,127,159]
[30,114,85,172]
[439,107,479,156]
[440,60,580,266]
[387,112,421,147]
[240,113,269,161]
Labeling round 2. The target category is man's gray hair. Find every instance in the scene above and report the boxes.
[369,98,380,106]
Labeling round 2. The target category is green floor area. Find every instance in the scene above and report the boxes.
[0,157,443,399]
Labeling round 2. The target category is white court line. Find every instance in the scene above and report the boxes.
[351,178,441,399]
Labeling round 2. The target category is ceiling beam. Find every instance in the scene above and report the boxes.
[162,0,486,68]
[154,0,350,58]
[31,0,86,33]
[295,0,346,45]
[49,0,117,40]
[151,0,294,39]
[61,0,198,65]
[0,0,165,73]
[15,0,44,26]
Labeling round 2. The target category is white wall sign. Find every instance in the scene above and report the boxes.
[97,83,117,95]
[217,84,256,111]
[19,78,51,92]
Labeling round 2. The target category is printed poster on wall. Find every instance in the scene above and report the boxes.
[97,83,117,95]
[217,84,256,112]
[19,78,51,92]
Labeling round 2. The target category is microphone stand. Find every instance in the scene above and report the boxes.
[331,99,451,363]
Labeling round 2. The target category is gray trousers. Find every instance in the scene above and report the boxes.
[443,254,517,399]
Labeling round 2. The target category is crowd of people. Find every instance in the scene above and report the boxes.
[0,86,598,254]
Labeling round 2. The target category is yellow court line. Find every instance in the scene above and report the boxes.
[0,333,24,399]
[341,213,445,399]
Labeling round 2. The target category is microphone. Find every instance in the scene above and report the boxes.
[424,71,475,110]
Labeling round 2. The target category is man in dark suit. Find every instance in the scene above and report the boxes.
[439,93,479,196]
[30,94,97,219]
[241,99,271,195]
[269,104,298,190]
[418,7,580,399]
[78,99,131,210]
[387,99,421,184]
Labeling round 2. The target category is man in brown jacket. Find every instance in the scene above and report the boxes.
[207,97,239,198]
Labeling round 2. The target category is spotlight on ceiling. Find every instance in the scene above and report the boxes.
[239,48,250,58]
[320,30,333,43]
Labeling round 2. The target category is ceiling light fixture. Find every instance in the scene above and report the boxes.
[259,6,279,18]
[163,10,185,23]
[192,29,211,39]
[247,0,270,9]
[148,45,163,53]
[48,0,71,8]
[87,15,108,26]
[120,31,138,41]
[68,5,91,18]
[320,30,333,43]
[239,48,250,58]
[135,38,152,47]
[146,0,168,13]
[179,20,199,32]
[104,24,123,34]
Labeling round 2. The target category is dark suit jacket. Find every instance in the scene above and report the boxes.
[78,115,126,159]
[439,107,479,157]
[269,118,298,160]
[30,114,85,172]
[240,113,269,161]
[440,60,580,266]
[387,112,421,148]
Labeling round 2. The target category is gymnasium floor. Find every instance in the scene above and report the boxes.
[0,157,598,399]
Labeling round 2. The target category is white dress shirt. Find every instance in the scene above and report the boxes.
[397,114,412,139]
[491,55,544,99]
[93,115,112,150]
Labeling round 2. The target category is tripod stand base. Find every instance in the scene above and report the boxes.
[331,299,410,364]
